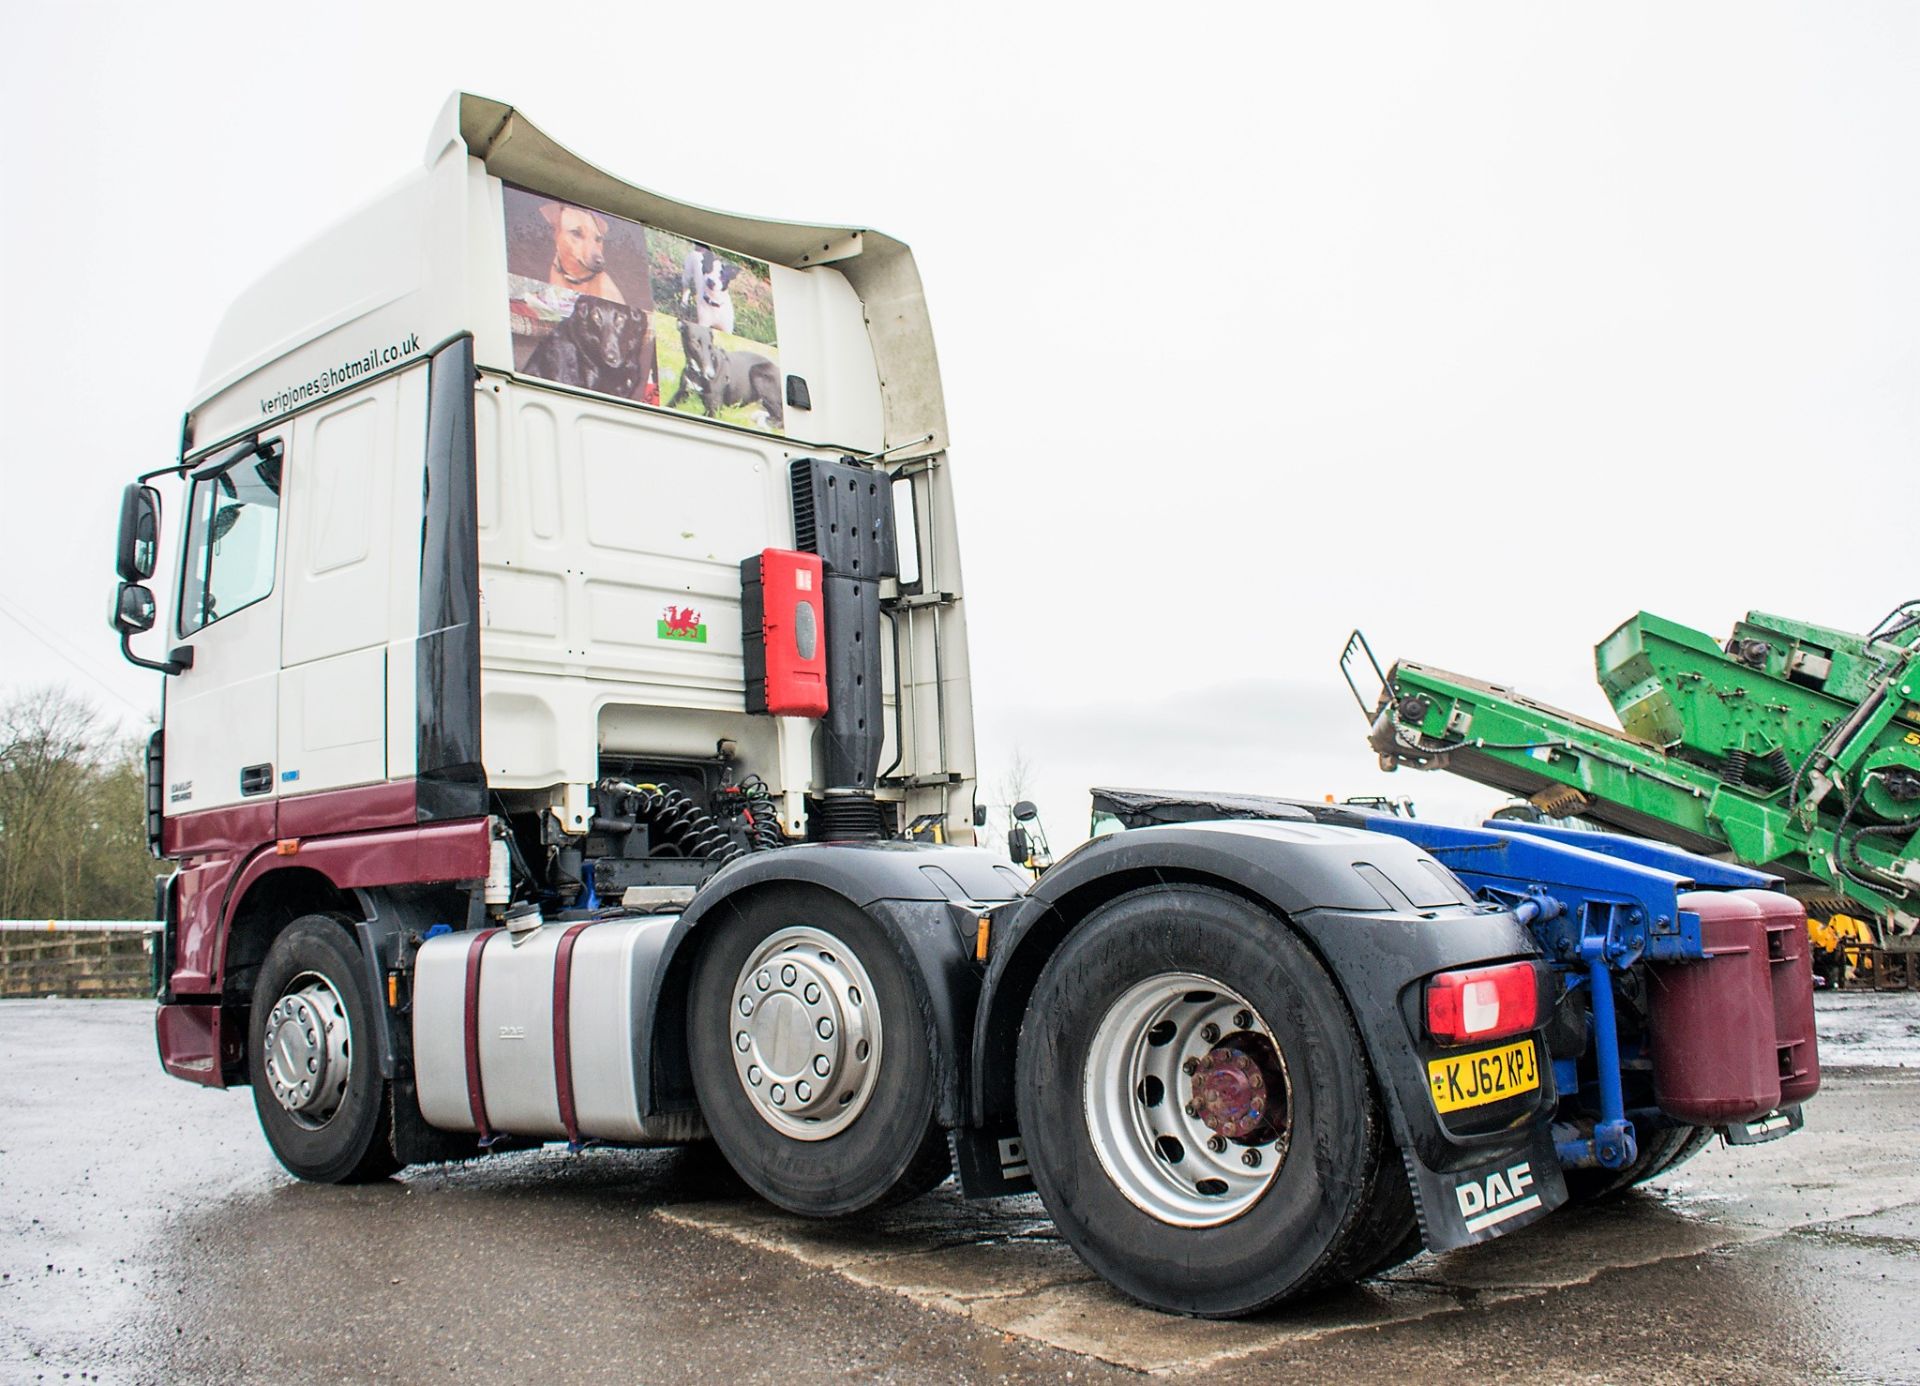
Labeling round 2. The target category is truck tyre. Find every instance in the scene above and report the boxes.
[247,915,399,1183]
[687,887,950,1216]
[1016,884,1404,1317]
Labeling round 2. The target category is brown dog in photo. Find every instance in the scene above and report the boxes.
[540,203,626,303]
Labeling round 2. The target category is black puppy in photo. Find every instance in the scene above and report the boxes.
[668,321,783,430]
[526,294,651,399]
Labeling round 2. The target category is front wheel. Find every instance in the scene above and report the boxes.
[1017,885,1416,1317]
[247,915,398,1183]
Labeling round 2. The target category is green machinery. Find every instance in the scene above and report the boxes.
[1346,604,1920,959]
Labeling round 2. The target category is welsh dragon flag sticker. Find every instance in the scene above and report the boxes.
[658,605,707,643]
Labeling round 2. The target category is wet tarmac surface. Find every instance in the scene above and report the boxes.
[1,993,1916,1383]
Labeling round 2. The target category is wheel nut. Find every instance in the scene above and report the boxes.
[816,1018,834,1039]
[1242,1149,1262,1168]
[1233,1010,1253,1030]
[796,1081,812,1101]
[747,1065,762,1085]
[780,964,797,986]
[1207,1136,1226,1153]
[771,1084,786,1104]
[1185,1101,1201,1118]
[803,982,821,1004]
[1200,1023,1220,1044]
[812,1055,831,1077]
[1182,1057,1200,1076]
[736,1031,751,1053]
[307,1057,317,1073]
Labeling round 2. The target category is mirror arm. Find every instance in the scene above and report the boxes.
[119,632,191,676]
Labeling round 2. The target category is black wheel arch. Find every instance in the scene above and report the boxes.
[642,842,1023,1126]
[970,824,1552,1174]
[217,871,459,1088]
[973,823,1409,1127]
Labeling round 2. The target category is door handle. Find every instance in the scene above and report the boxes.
[240,763,274,797]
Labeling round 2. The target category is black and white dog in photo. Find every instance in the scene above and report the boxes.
[669,320,783,430]
[681,244,740,333]
[525,295,650,399]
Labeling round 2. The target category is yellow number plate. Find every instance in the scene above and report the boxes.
[1427,1039,1540,1113]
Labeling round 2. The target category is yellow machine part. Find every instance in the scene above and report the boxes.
[1808,910,1880,984]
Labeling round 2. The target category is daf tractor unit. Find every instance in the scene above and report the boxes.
[112,93,1818,1317]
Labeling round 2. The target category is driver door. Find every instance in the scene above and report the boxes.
[164,437,287,822]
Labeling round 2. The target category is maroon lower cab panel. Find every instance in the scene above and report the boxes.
[156,1003,235,1088]
[162,798,278,860]
[278,780,418,838]
[163,780,487,997]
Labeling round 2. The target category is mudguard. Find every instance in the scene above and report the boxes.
[967,821,1565,1248]
[640,842,1026,1125]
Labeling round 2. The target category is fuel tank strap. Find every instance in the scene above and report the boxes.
[462,928,503,1142]
[552,920,597,1146]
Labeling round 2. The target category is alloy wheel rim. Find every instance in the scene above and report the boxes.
[1082,971,1292,1227]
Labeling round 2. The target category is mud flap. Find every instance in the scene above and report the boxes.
[952,1120,1035,1198]
[1405,1125,1567,1251]
[1721,1105,1803,1145]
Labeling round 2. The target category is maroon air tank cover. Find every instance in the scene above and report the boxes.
[1648,891,1782,1126]
[1733,888,1821,1107]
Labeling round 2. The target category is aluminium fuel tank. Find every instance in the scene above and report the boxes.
[412,915,706,1145]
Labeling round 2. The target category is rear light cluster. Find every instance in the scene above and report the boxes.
[1426,961,1540,1045]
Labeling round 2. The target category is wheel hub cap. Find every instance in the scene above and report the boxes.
[729,927,881,1141]
[263,973,351,1128]
[1083,973,1293,1227]
[1189,1037,1286,1141]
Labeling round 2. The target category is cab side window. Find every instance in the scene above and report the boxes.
[179,448,284,635]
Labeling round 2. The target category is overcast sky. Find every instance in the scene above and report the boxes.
[2,3,1913,845]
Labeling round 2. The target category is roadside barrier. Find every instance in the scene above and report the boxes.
[0,921,159,999]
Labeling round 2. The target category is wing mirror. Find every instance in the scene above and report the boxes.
[110,579,191,674]
[1008,800,1052,875]
[112,582,156,635]
[116,484,161,582]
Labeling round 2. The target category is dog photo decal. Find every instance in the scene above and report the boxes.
[647,228,783,434]
[502,185,783,435]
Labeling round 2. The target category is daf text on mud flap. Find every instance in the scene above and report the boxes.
[1456,1160,1540,1234]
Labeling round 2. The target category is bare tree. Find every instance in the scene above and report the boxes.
[0,686,155,920]
[977,747,1038,855]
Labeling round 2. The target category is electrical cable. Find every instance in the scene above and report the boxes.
[0,596,148,717]
[1867,600,1920,643]
[599,779,744,865]
[1831,770,1914,902]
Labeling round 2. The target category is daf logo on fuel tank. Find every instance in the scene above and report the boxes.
[497,1025,527,1041]
[1454,1160,1541,1234]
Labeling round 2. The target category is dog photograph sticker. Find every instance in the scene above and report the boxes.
[504,184,661,408]
[502,184,784,435]
[649,229,784,434]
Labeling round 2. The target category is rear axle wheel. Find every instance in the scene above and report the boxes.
[1017,885,1417,1317]
[689,888,949,1216]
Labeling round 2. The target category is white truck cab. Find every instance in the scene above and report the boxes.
[126,92,975,851]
